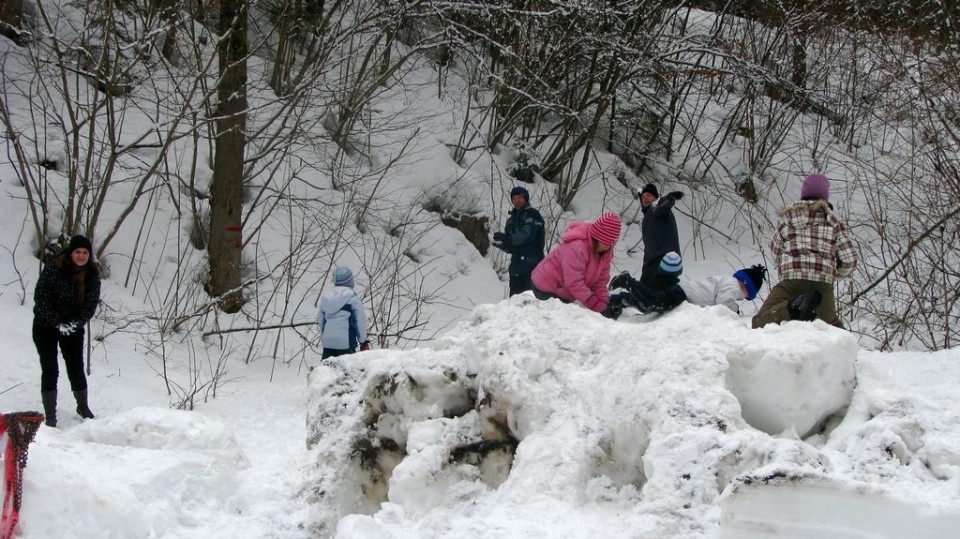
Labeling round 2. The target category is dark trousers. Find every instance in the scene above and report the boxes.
[752,279,842,329]
[639,256,664,285]
[508,273,534,296]
[33,323,87,392]
[322,348,355,359]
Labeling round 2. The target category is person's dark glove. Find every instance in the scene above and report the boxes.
[493,232,507,243]
[601,303,622,320]
[601,294,627,319]
[360,341,371,351]
[667,191,684,200]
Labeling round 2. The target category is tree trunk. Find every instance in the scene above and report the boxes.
[208,0,248,313]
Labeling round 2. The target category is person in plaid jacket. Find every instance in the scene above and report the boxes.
[752,174,858,328]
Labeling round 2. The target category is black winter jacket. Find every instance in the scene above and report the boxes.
[33,258,101,329]
[496,204,546,277]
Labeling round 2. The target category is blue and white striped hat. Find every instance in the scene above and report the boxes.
[659,251,683,275]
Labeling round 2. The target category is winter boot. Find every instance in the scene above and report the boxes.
[609,271,638,292]
[788,290,823,321]
[74,390,95,419]
[41,391,57,427]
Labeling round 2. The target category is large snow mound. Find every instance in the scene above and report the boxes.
[20,408,249,538]
[303,295,878,536]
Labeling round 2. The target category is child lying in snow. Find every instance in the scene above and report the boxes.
[604,252,766,319]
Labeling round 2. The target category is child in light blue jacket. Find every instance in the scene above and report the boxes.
[317,267,369,358]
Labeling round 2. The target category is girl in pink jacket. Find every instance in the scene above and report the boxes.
[531,213,622,314]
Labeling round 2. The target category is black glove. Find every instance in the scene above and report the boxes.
[667,191,684,200]
[492,232,510,250]
[601,293,629,319]
[601,302,622,320]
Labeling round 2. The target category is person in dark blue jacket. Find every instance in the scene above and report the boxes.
[637,183,683,285]
[492,186,546,296]
[32,235,100,427]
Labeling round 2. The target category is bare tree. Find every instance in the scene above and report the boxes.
[0,1,219,260]
[207,0,249,312]
[842,19,960,350]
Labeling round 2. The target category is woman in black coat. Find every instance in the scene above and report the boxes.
[33,235,101,427]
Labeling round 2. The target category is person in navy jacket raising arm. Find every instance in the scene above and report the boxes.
[636,183,684,285]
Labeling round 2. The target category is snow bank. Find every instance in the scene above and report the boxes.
[720,479,960,538]
[304,296,862,536]
[20,408,248,539]
[729,320,858,437]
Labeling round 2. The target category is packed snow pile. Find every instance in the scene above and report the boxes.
[303,295,901,537]
[726,321,858,438]
[720,479,960,538]
[19,408,250,538]
[721,348,960,537]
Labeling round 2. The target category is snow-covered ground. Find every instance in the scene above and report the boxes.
[1,302,312,539]
[4,292,960,538]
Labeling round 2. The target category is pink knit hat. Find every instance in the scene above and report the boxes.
[801,174,830,201]
[589,213,622,246]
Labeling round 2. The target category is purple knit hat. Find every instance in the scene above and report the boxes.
[801,174,830,201]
